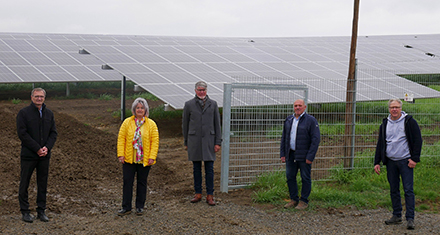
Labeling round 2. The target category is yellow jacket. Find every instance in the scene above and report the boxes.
[117,116,159,166]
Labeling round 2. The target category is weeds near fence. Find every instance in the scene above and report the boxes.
[250,157,440,212]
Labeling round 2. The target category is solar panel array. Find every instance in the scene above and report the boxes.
[1,33,440,109]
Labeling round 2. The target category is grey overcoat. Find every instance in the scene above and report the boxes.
[182,95,222,161]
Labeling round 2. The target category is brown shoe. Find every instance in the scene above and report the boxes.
[295,201,308,210]
[190,194,202,203]
[284,200,299,209]
[206,195,216,206]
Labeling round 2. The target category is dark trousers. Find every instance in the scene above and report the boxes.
[19,157,50,214]
[122,163,151,210]
[285,150,312,204]
[193,161,214,195]
[386,158,415,220]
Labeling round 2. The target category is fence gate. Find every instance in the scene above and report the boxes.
[220,83,308,192]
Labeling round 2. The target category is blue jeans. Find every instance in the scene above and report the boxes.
[193,161,214,195]
[285,151,312,204]
[386,158,415,220]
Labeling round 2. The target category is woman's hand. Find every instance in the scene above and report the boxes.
[118,156,125,164]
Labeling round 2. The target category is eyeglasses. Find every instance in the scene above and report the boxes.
[33,96,45,99]
[389,106,401,109]
[196,89,206,92]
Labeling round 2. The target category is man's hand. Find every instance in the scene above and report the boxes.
[280,156,286,163]
[306,159,312,164]
[408,159,417,168]
[214,145,221,153]
[37,147,48,157]
[374,164,381,175]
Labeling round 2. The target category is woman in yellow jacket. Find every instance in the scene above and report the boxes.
[117,97,159,216]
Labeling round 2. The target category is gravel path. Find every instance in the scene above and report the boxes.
[1,195,439,235]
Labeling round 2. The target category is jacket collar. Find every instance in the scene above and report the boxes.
[31,101,46,111]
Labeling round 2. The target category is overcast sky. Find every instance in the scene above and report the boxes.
[1,0,439,38]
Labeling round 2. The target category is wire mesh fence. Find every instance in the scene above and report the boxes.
[220,82,308,192]
[220,72,440,192]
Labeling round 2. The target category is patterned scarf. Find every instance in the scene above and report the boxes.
[197,95,208,110]
[132,117,145,163]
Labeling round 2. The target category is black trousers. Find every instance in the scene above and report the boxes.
[122,163,151,210]
[19,157,50,214]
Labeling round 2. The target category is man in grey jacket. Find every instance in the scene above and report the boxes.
[182,81,221,206]
[374,98,422,230]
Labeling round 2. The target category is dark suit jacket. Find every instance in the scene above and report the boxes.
[17,102,58,160]
[280,113,320,162]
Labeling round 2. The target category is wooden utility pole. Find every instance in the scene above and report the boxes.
[344,0,360,169]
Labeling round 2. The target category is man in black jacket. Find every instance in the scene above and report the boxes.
[374,98,422,230]
[17,88,57,223]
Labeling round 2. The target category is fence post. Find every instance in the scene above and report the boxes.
[220,84,232,193]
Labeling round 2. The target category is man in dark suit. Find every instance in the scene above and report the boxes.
[182,81,221,206]
[17,88,57,223]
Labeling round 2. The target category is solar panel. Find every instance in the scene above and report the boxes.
[0,34,122,83]
[1,33,440,109]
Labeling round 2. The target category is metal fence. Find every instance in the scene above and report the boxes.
[220,72,440,193]
[220,83,308,192]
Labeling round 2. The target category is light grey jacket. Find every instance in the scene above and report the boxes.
[182,95,221,161]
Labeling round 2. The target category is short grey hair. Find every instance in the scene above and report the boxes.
[195,81,207,89]
[131,97,150,117]
[31,88,46,97]
[388,98,402,107]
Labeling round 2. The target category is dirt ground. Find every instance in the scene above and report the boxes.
[0,95,439,234]
[0,96,260,233]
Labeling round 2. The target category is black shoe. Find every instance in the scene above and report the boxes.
[22,213,34,223]
[37,212,49,222]
[117,209,131,216]
[407,219,415,230]
[136,208,144,216]
[385,215,402,225]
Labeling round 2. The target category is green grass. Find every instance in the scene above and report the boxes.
[251,141,440,211]
[11,98,22,104]
[251,170,289,204]
[111,104,183,120]
[0,81,127,92]
[250,160,440,212]
[99,93,113,101]
[149,105,182,120]
[127,92,159,101]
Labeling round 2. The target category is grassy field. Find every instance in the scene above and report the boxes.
[251,155,440,213]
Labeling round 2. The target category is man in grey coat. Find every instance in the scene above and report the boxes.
[182,81,221,206]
